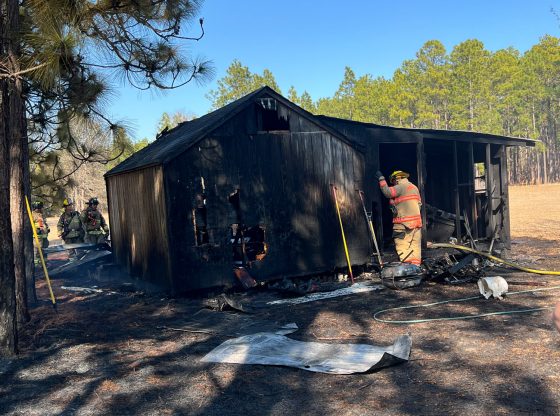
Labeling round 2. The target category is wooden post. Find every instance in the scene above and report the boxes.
[373,143,383,251]
[500,145,511,249]
[416,137,427,249]
[485,143,495,238]
[453,141,462,241]
[468,142,478,240]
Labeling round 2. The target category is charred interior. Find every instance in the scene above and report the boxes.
[193,178,209,246]
[423,139,508,246]
[228,189,267,265]
[256,98,290,131]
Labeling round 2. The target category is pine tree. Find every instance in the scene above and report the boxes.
[0,0,212,354]
[207,59,281,109]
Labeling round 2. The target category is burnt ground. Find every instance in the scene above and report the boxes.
[1,186,560,416]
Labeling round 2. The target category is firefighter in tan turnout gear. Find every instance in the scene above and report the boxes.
[375,170,422,266]
[57,198,84,244]
[31,201,50,265]
[80,197,109,244]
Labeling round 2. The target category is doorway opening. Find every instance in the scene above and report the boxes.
[378,143,418,248]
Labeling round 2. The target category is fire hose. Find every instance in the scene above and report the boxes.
[429,243,560,276]
[374,243,560,324]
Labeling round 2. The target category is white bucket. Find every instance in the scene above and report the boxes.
[478,276,508,300]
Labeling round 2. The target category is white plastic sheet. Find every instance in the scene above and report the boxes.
[201,333,411,374]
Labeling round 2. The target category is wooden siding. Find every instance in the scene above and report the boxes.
[164,104,370,291]
[321,118,513,246]
[106,166,172,288]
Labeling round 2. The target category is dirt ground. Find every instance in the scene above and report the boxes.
[1,184,560,416]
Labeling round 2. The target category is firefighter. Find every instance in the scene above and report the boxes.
[80,197,109,244]
[57,198,84,244]
[375,170,422,266]
[31,201,50,264]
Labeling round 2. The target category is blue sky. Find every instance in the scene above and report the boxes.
[107,0,560,141]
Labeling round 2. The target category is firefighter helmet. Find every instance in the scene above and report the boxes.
[32,201,44,210]
[62,198,74,207]
[389,170,410,182]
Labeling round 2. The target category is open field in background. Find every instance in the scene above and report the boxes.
[1,184,559,415]
[510,184,560,241]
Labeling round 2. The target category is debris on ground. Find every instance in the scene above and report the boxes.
[423,251,485,284]
[161,309,298,337]
[268,277,319,295]
[201,333,411,374]
[60,286,106,295]
[234,266,258,289]
[48,248,112,277]
[380,262,425,290]
[266,280,384,305]
[203,293,255,313]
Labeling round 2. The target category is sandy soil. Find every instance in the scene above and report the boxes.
[1,185,559,416]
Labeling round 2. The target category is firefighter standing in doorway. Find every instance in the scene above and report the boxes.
[80,197,109,244]
[57,198,84,244]
[375,170,423,266]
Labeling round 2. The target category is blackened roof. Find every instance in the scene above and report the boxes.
[105,88,266,177]
[106,87,535,177]
[105,86,357,177]
[316,115,537,147]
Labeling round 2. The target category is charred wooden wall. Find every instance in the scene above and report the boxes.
[317,118,425,248]
[106,166,173,288]
[164,103,370,291]
[317,117,515,246]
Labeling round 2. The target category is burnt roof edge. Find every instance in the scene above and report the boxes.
[316,115,537,147]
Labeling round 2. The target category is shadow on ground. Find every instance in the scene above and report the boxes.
[1,240,560,415]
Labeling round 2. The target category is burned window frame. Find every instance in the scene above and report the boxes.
[192,177,210,246]
[255,98,290,132]
[228,188,267,265]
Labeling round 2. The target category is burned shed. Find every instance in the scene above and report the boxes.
[316,116,536,249]
[105,87,371,292]
[105,87,535,292]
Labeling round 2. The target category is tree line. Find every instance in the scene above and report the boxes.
[209,37,560,185]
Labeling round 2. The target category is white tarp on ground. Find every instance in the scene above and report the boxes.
[266,281,385,306]
[201,333,411,374]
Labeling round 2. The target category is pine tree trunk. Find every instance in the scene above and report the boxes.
[9,90,29,323]
[6,0,29,323]
[22,106,35,304]
[0,0,18,356]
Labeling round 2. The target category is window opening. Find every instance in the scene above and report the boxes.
[474,163,486,194]
[192,177,209,245]
[256,98,289,131]
[228,188,267,265]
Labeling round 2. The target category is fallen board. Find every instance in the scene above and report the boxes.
[201,333,411,374]
[48,250,112,276]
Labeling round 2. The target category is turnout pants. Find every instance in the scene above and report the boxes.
[63,236,83,244]
[393,224,422,265]
[34,237,49,265]
[85,232,106,245]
